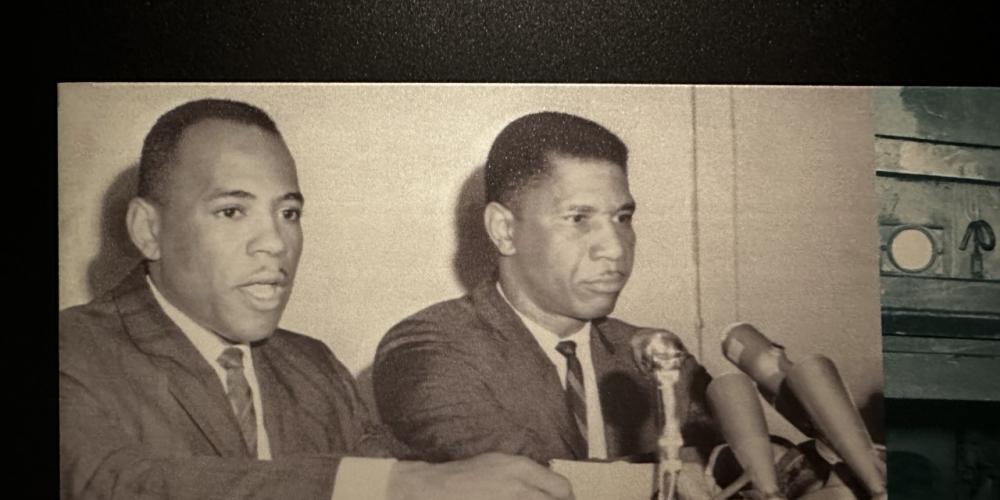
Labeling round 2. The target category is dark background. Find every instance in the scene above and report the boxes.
[36,1,998,496]
[50,2,998,83]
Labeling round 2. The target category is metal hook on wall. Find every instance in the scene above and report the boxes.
[959,220,996,279]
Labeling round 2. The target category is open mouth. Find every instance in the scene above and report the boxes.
[238,282,287,310]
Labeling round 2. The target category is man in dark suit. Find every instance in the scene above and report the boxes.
[373,112,719,465]
[59,99,573,500]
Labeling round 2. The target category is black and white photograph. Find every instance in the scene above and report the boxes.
[58,84,893,499]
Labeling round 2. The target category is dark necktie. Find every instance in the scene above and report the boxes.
[217,347,257,457]
[555,340,588,446]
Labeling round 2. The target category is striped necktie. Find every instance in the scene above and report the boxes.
[217,347,257,457]
[555,340,588,446]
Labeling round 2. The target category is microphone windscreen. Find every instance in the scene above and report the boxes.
[785,355,885,496]
[707,373,782,497]
[720,323,790,395]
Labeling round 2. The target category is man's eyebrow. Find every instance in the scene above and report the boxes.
[208,189,256,201]
[282,192,305,204]
[206,191,305,204]
[564,201,636,212]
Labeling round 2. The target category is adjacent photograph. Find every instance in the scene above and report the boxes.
[873,87,999,500]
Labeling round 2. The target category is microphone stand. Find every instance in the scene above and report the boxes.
[655,365,684,500]
[631,330,687,500]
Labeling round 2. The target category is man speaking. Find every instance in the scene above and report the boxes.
[59,99,573,500]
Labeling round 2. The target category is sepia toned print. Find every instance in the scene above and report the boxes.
[59,84,887,499]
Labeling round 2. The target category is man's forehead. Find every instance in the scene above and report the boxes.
[541,157,631,196]
[166,119,300,200]
[545,151,625,170]
[193,167,303,203]
[175,118,286,159]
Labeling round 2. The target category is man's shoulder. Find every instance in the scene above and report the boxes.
[376,292,505,359]
[60,268,155,346]
[59,293,124,344]
[59,293,147,378]
[387,294,479,336]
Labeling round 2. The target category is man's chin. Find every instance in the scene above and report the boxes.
[575,299,618,320]
[216,317,280,344]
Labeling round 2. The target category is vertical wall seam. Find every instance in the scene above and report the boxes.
[689,86,704,362]
[728,87,741,322]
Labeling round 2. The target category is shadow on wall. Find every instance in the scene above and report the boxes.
[451,165,497,293]
[87,163,144,298]
[361,165,496,416]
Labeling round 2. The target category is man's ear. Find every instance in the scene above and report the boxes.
[484,201,517,256]
[126,197,162,261]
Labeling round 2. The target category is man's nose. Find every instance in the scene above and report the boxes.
[590,220,629,261]
[247,214,288,256]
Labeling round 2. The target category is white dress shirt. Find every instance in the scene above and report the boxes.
[147,276,394,500]
[497,283,609,459]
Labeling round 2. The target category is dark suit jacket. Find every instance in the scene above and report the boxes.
[373,280,720,464]
[60,268,402,500]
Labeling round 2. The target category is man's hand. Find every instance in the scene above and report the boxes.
[387,452,574,500]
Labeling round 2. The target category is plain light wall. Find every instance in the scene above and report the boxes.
[694,87,884,440]
[58,84,883,439]
[58,83,698,373]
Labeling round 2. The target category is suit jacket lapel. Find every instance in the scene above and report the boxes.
[471,282,587,459]
[591,320,624,458]
[113,267,251,458]
[251,337,333,457]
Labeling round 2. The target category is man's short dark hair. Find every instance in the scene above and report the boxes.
[138,98,281,203]
[484,111,628,209]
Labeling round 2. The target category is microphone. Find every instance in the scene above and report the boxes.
[706,373,785,500]
[721,323,886,499]
[630,329,689,500]
[785,355,886,499]
[631,328,688,375]
[720,323,818,438]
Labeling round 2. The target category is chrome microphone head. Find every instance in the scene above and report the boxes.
[630,329,688,374]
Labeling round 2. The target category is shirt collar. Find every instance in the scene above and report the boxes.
[146,275,249,368]
[495,282,591,352]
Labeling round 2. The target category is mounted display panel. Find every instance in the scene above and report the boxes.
[875,89,1000,342]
